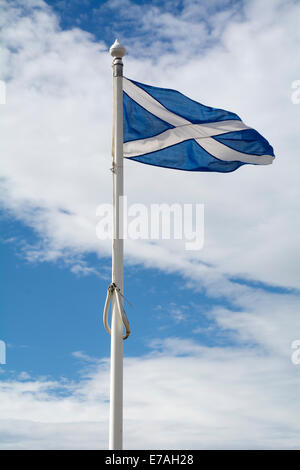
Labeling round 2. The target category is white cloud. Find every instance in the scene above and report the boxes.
[0,342,299,449]
[1,288,300,449]
[1,0,299,292]
[0,0,300,448]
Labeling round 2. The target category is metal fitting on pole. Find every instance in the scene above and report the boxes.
[110,39,126,77]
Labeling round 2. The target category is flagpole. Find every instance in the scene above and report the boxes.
[109,39,126,451]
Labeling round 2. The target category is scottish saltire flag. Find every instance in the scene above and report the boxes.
[123,78,275,172]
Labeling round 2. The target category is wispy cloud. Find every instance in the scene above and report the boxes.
[1,0,300,448]
[1,0,299,292]
[2,285,299,449]
[1,326,300,449]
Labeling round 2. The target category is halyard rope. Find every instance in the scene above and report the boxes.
[103,283,131,340]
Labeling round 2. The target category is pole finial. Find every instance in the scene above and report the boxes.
[110,39,126,58]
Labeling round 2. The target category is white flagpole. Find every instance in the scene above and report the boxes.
[109,39,126,450]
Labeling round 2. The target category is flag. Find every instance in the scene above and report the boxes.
[123,78,275,173]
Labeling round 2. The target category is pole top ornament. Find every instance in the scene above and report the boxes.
[110,39,126,58]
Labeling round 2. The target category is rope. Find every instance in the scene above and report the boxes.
[103,283,131,340]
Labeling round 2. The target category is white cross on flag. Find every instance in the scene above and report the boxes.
[123,78,275,173]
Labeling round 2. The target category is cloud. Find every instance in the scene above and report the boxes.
[1,286,300,449]
[1,0,299,293]
[0,342,299,449]
[1,0,300,450]
[0,1,300,448]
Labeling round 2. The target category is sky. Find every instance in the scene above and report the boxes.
[0,0,300,450]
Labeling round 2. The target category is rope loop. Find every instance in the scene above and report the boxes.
[103,282,131,340]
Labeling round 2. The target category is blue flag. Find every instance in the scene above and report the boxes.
[123,78,275,173]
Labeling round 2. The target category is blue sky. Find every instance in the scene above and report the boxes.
[0,0,300,450]
[47,0,236,45]
[1,215,235,380]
